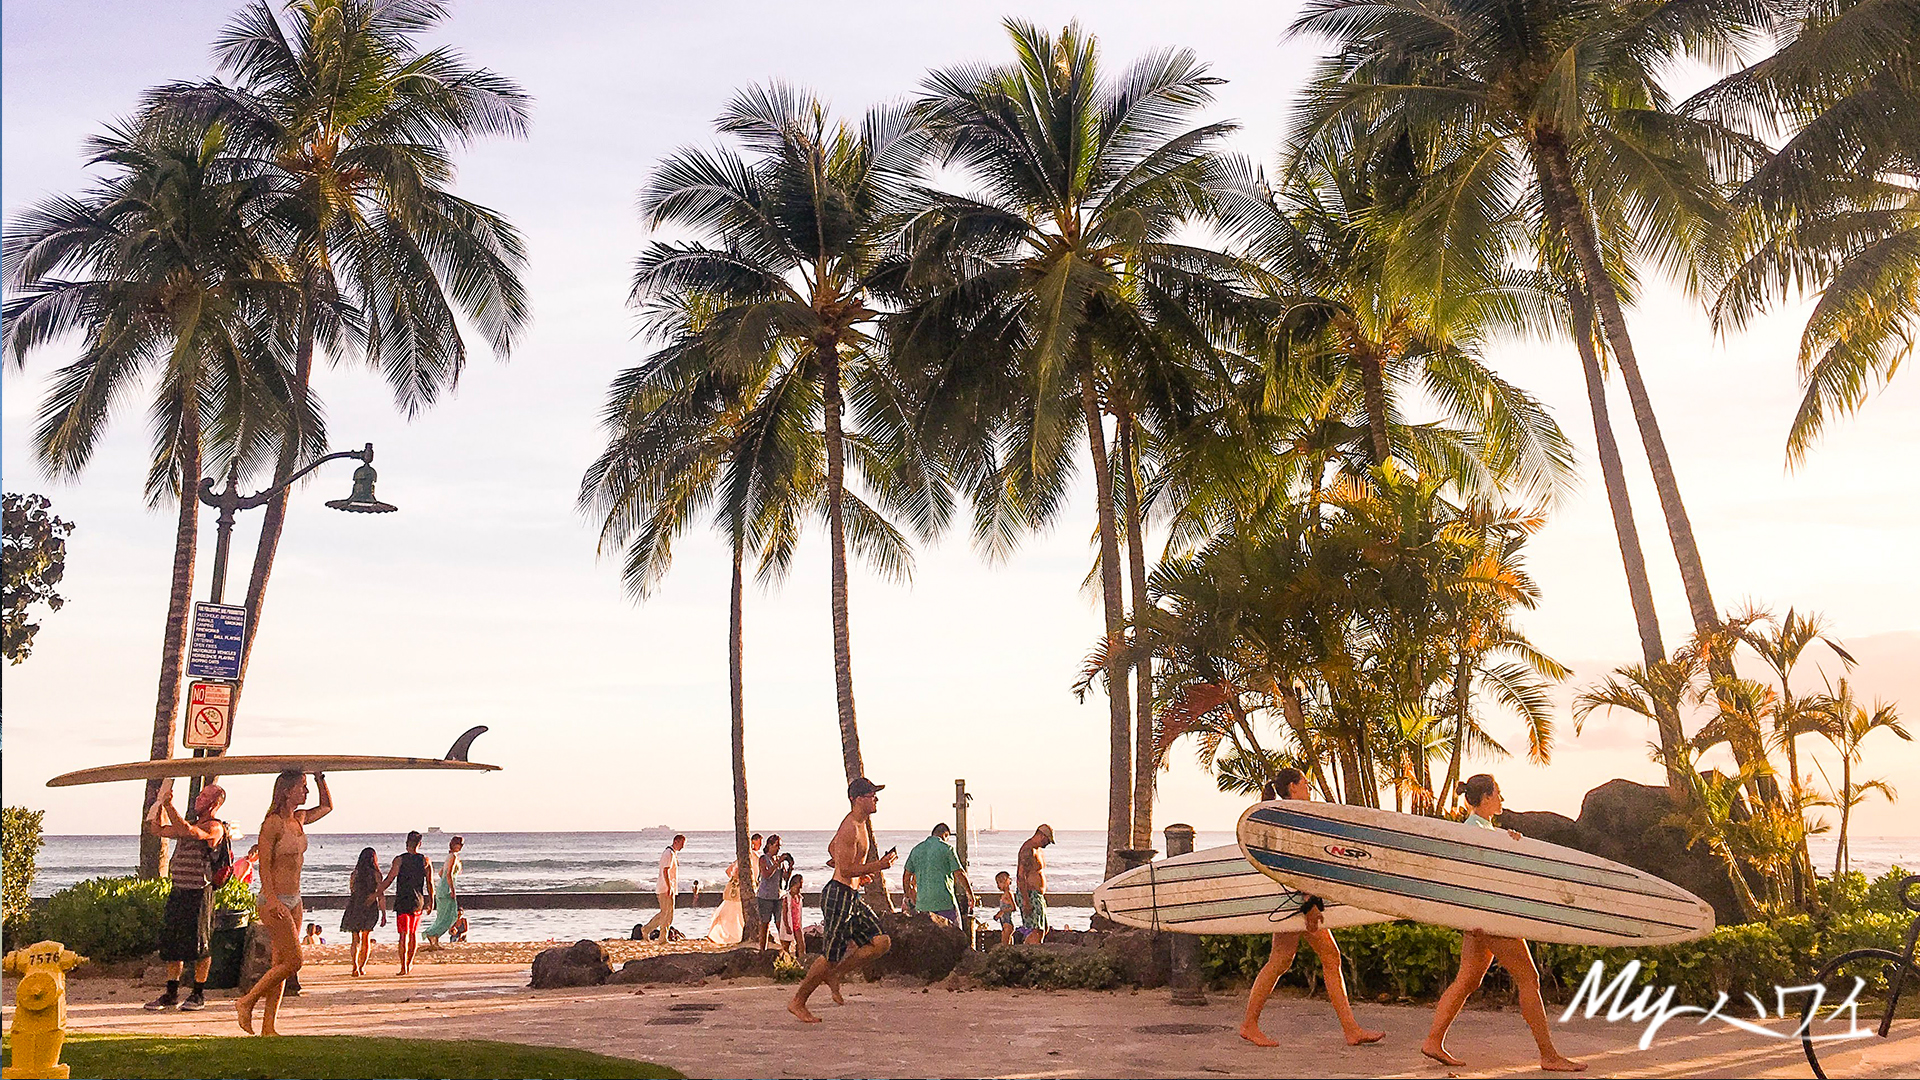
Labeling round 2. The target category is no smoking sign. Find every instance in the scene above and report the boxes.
[185,682,233,750]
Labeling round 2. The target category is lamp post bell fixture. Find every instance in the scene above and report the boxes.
[183,443,396,800]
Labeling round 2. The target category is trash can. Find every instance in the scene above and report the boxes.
[205,909,251,990]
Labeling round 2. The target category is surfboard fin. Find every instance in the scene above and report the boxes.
[444,726,488,762]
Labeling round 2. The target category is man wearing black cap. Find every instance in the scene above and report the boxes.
[789,777,898,1023]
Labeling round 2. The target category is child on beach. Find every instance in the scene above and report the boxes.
[773,874,806,959]
[993,871,1016,945]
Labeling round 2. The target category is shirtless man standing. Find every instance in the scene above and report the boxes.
[1016,824,1053,944]
[789,777,898,1023]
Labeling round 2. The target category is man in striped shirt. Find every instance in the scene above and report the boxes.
[143,781,230,1012]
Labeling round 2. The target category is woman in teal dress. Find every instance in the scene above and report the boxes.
[423,835,463,946]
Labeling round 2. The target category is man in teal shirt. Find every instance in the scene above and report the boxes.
[901,823,971,924]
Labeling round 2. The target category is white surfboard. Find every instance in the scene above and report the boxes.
[1094,844,1393,935]
[1237,801,1715,946]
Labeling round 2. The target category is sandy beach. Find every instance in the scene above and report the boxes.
[10,946,1918,1079]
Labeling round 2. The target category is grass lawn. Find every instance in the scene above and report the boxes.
[2,1033,681,1079]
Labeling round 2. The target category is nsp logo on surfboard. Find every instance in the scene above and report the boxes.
[1322,845,1371,860]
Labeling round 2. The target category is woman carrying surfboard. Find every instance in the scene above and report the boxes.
[236,770,331,1036]
[1239,769,1384,1049]
[1421,774,1584,1072]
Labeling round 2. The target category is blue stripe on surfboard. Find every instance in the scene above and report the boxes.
[1107,893,1320,924]
[1245,848,1695,938]
[1113,858,1266,886]
[1247,806,1682,902]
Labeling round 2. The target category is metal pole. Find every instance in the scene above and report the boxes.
[186,467,242,806]
[1165,823,1205,1006]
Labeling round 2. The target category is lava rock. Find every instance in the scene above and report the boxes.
[868,912,968,983]
[529,939,612,988]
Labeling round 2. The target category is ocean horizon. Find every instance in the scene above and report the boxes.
[25,829,1914,944]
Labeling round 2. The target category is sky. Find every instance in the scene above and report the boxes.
[3,0,1916,841]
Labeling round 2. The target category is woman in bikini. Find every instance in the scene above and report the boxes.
[237,770,330,1035]
[1239,768,1384,1048]
[1422,773,1584,1072]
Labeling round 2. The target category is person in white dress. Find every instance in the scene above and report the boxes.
[705,859,746,945]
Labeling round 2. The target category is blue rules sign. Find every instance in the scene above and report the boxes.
[186,602,248,681]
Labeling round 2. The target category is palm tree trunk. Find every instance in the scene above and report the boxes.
[1566,281,1688,792]
[237,277,316,684]
[1357,345,1392,466]
[1082,376,1133,880]
[1535,135,1769,803]
[1533,134,1721,641]
[1277,683,1334,799]
[729,535,753,914]
[820,339,887,911]
[1440,652,1471,813]
[1835,752,1851,878]
[1118,412,1155,850]
[139,408,202,879]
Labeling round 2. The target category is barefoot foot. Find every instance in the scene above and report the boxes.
[1237,1023,1279,1047]
[788,997,821,1023]
[1420,1041,1465,1067]
[235,998,255,1035]
[1542,1055,1586,1072]
[826,979,845,1006]
[1347,1028,1386,1046]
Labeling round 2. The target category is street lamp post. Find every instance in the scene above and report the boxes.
[182,443,396,801]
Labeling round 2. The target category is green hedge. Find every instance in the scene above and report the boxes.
[2,807,46,945]
[979,945,1127,990]
[21,876,258,962]
[1202,866,1913,1005]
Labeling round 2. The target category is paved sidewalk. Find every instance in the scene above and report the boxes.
[10,963,1919,1078]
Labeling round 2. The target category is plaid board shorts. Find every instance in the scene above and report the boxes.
[821,879,881,963]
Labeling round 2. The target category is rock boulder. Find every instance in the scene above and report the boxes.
[868,912,968,983]
[529,939,612,988]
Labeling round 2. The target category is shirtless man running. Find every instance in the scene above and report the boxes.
[1016,824,1053,944]
[789,777,898,1023]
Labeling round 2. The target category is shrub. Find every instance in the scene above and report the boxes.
[772,952,806,983]
[1861,866,1915,916]
[214,877,257,917]
[2,806,46,944]
[979,946,1125,990]
[30,877,171,961]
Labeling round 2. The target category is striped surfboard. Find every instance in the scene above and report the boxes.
[1093,844,1392,935]
[1237,801,1715,947]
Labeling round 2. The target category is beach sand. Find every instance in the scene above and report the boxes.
[9,946,1918,1078]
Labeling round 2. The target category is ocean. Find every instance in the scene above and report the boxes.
[26,830,1914,944]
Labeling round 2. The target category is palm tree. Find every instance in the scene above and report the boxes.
[1695,0,1920,463]
[634,84,939,903]
[580,290,820,924]
[1222,144,1575,499]
[4,116,307,876]
[1806,680,1908,876]
[908,20,1246,875]
[150,0,531,679]
[1287,0,1760,686]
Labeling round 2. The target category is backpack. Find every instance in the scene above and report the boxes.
[208,824,235,889]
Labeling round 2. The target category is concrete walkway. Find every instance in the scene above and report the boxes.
[11,962,1919,1078]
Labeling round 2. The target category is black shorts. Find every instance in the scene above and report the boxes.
[757,896,782,923]
[159,886,212,962]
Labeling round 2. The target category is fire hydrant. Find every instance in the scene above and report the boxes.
[3,940,86,1080]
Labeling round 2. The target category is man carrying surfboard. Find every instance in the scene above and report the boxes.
[1422,774,1585,1073]
[1239,770,1383,1049]
[143,781,231,1013]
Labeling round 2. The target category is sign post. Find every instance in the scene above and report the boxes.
[183,683,233,751]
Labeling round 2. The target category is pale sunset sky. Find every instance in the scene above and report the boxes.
[4,1,1915,839]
